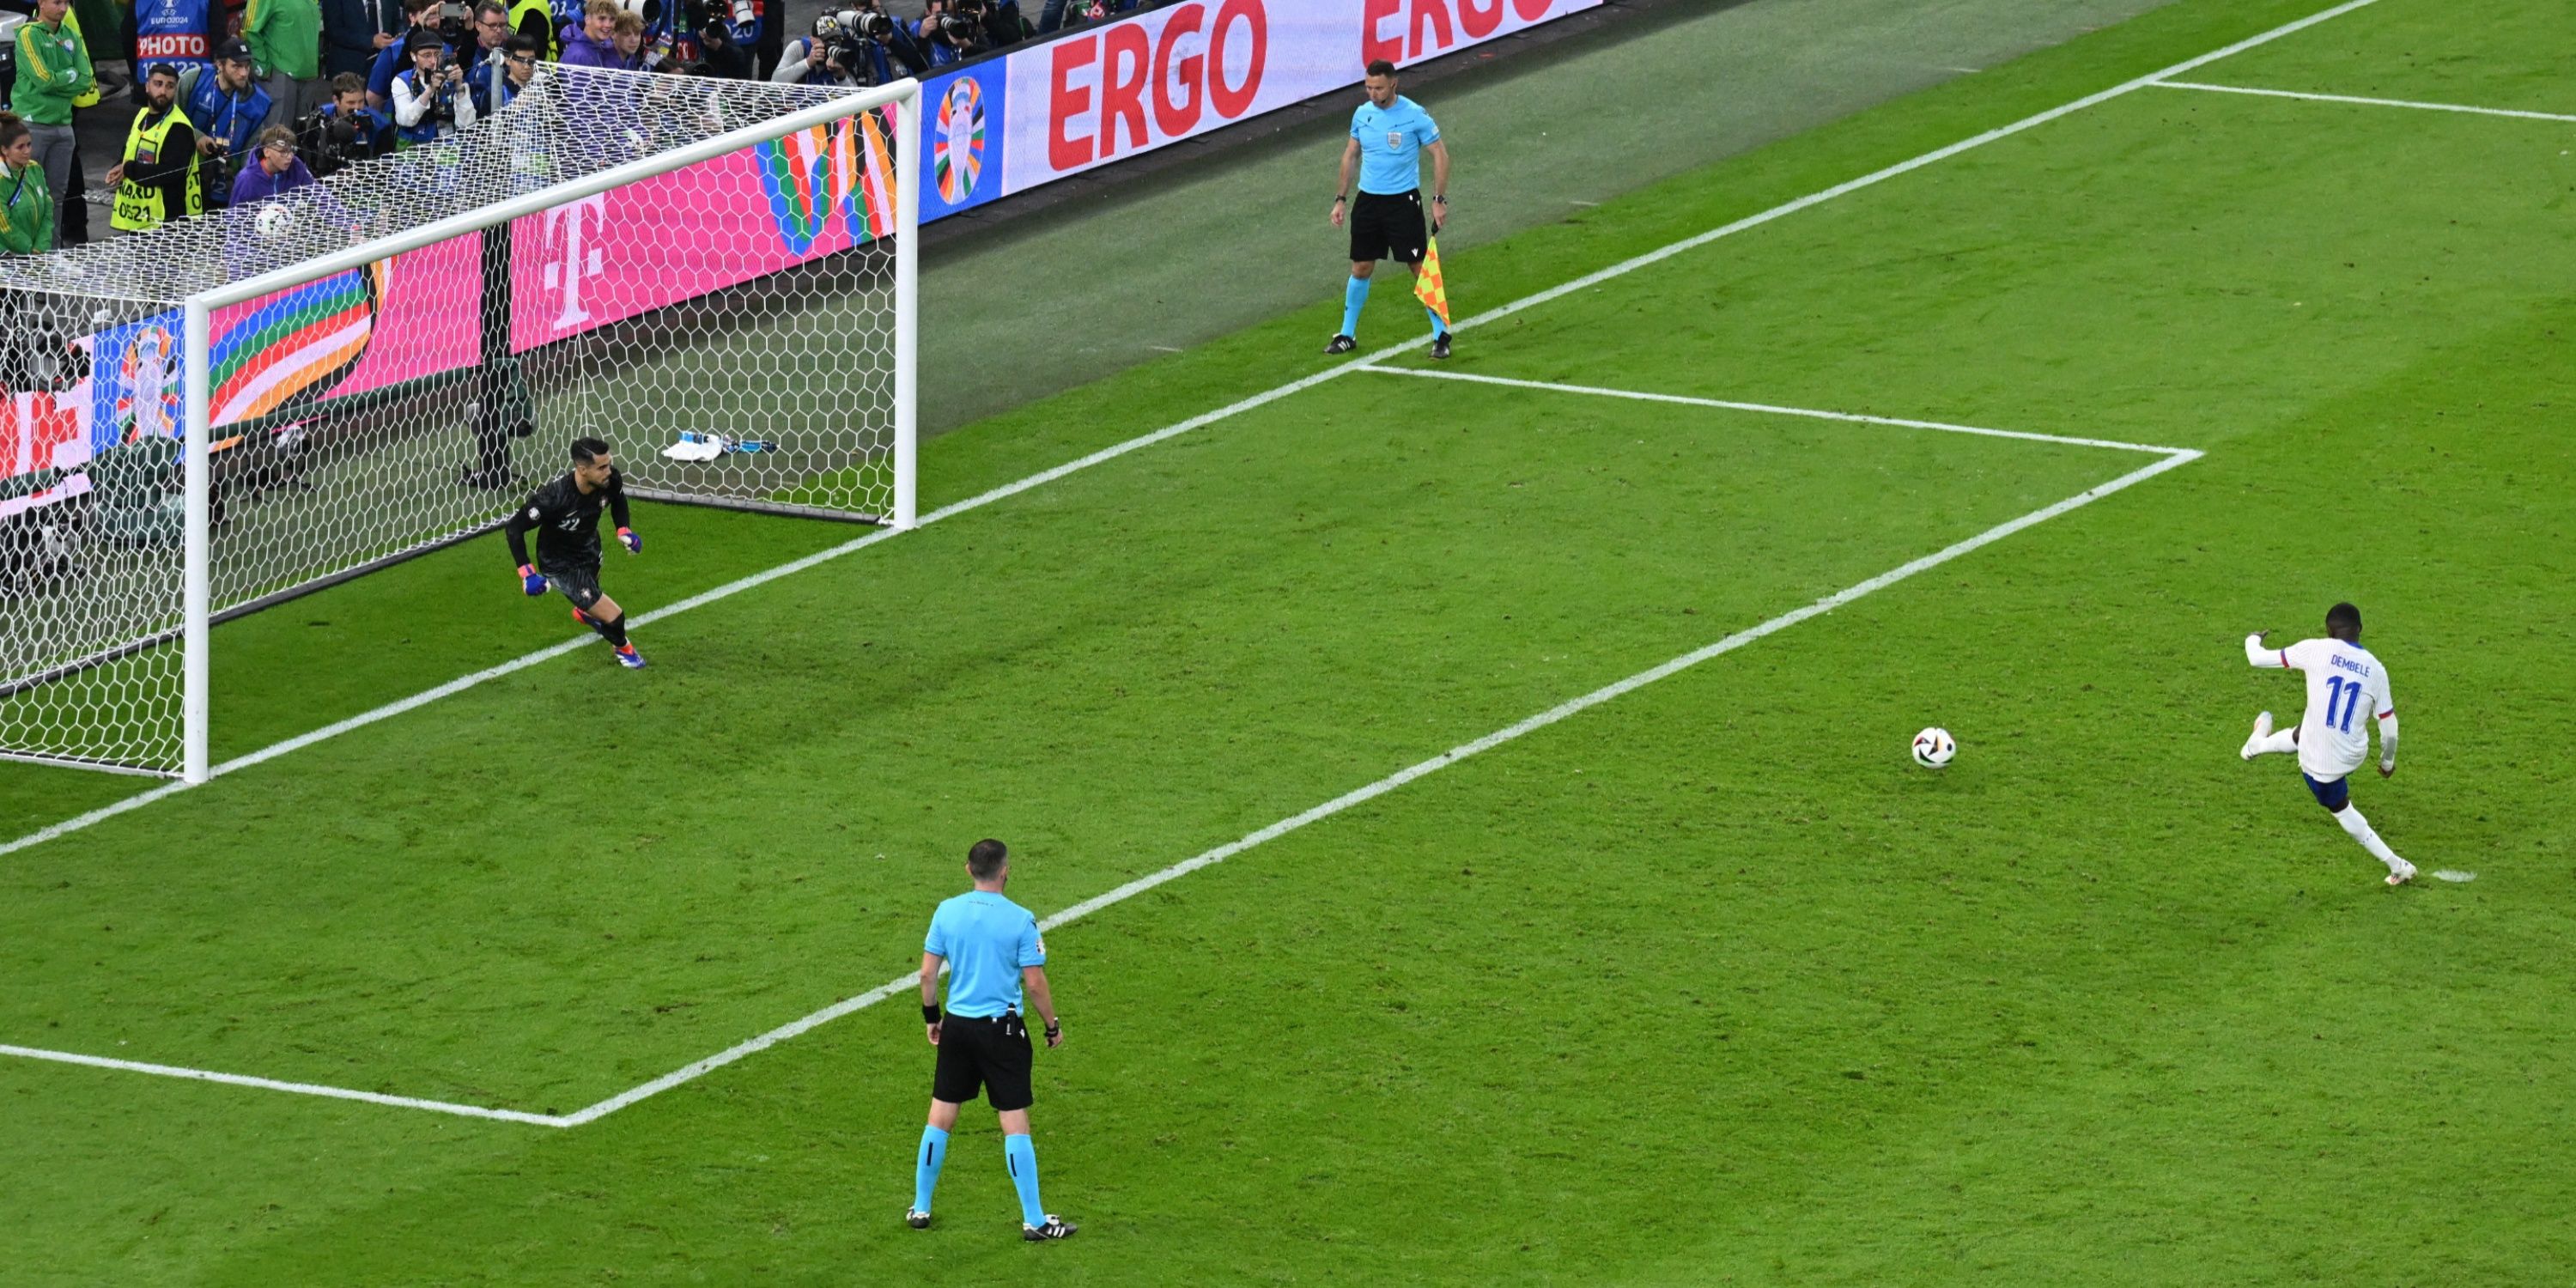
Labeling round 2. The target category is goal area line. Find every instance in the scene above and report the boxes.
[0,0,2381,1121]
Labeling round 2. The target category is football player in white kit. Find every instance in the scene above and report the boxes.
[2240,602,2413,885]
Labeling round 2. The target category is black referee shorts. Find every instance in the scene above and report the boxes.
[933,1012,1036,1112]
[1350,189,1429,267]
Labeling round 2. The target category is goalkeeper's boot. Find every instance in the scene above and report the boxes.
[1431,331,1452,361]
[613,643,647,670]
[904,1208,931,1230]
[1023,1215,1078,1242]
[571,608,595,629]
[1323,335,1358,355]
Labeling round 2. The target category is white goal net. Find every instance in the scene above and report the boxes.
[0,67,918,781]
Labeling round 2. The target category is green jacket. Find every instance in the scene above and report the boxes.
[245,0,323,81]
[9,17,94,126]
[0,159,58,253]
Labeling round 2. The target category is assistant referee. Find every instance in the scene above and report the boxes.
[908,838,1076,1241]
[1327,58,1454,359]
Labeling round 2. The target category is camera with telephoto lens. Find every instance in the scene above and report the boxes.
[307,109,374,174]
[434,0,472,43]
[423,53,460,123]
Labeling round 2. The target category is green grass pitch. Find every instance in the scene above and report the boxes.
[5,0,2576,1281]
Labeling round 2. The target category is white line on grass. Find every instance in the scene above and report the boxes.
[0,1042,570,1127]
[0,0,2359,1120]
[0,400,2204,1131]
[2156,80,2576,125]
[0,0,2379,866]
[1355,366,2183,455]
[556,435,2204,1127]
[1437,0,2387,345]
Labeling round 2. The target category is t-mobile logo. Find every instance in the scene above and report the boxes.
[539,196,611,328]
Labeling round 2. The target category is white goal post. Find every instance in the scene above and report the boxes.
[0,70,920,784]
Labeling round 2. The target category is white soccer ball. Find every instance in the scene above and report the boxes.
[255,204,295,241]
[1911,726,1956,769]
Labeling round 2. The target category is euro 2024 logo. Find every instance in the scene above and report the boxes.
[934,77,986,206]
[113,325,183,446]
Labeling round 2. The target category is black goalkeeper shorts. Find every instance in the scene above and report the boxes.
[540,560,605,611]
[1350,189,1428,266]
[933,1012,1036,1111]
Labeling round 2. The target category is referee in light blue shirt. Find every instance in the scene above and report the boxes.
[908,839,1075,1241]
[1327,58,1455,360]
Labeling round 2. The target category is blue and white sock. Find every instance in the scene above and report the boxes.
[1340,276,1372,339]
[1425,307,1449,337]
[912,1125,948,1214]
[1004,1133,1045,1227]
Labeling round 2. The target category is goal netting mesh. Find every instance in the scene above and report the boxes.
[0,67,913,777]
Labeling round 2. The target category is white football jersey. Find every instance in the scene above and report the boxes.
[2276,637,2392,779]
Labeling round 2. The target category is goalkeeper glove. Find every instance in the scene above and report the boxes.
[617,526,641,555]
[519,564,547,597]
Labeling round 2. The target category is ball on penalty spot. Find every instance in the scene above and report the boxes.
[1911,726,1955,769]
[255,204,295,241]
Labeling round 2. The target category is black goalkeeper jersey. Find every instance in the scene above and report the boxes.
[504,469,631,571]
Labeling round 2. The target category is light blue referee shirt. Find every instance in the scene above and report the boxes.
[1352,95,1441,196]
[924,890,1047,1019]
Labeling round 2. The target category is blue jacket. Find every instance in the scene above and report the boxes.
[319,0,380,77]
[182,65,271,159]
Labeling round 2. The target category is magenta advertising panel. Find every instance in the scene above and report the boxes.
[509,112,900,351]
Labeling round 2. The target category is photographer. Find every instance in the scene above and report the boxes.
[295,71,387,175]
[771,9,859,88]
[178,38,270,209]
[690,11,753,79]
[367,0,448,107]
[386,26,474,149]
[911,1,984,66]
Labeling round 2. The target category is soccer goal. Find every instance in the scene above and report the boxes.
[0,68,919,783]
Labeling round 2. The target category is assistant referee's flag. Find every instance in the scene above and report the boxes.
[1414,237,1451,329]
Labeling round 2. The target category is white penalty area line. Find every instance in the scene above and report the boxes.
[0,434,2205,1130]
[2155,80,2576,125]
[0,1042,570,1127]
[1354,366,2187,457]
[561,434,2203,1127]
[0,0,2359,1121]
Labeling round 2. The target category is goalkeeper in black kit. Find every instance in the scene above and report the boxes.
[505,435,647,670]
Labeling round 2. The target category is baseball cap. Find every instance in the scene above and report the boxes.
[216,36,254,62]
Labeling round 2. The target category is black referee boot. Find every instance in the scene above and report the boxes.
[905,1208,931,1230]
[1431,331,1453,361]
[1024,1215,1078,1242]
[1324,335,1358,355]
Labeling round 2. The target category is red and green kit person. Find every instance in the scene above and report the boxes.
[503,435,648,670]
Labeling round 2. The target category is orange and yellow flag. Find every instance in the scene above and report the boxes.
[1413,237,1451,329]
